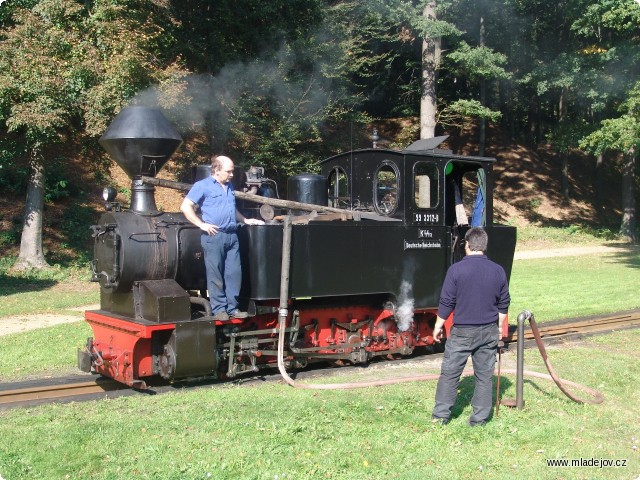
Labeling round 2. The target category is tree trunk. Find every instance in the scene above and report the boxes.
[561,152,569,200]
[619,148,637,243]
[526,94,537,148]
[478,15,486,156]
[595,152,605,222]
[13,152,50,270]
[559,88,569,200]
[420,1,440,140]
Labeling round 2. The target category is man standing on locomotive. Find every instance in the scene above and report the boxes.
[181,155,263,321]
[431,227,510,426]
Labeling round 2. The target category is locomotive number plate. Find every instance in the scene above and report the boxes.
[413,213,440,224]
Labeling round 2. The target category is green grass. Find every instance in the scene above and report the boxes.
[515,224,619,249]
[0,329,638,479]
[0,288,98,317]
[509,248,640,321]
[0,322,92,379]
[0,258,98,316]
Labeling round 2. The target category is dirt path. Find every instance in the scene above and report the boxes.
[1,244,637,337]
[0,305,97,337]
[514,244,637,260]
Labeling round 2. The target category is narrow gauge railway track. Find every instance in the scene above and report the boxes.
[506,308,640,343]
[0,377,129,408]
[1,309,639,409]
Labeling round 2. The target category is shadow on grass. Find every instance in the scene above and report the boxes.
[0,273,58,298]
[449,375,514,423]
[601,243,640,269]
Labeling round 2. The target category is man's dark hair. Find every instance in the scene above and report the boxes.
[465,227,488,252]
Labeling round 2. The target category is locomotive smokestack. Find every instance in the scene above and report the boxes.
[99,106,183,214]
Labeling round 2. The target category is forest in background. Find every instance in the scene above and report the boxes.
[0,0,638,269]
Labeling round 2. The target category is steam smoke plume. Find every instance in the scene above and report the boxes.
[396,280,414,332]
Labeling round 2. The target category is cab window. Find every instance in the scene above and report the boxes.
[374,163,399,215]
[414,162,439,209]
[328,167,349,208]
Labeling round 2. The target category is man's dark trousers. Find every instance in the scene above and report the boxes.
[433,322,499,425]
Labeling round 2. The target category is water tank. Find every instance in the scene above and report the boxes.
[287,174,328,212]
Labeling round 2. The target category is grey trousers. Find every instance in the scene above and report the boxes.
[432,322,499,424]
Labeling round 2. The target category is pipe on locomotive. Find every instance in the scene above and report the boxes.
[140,176,400,222]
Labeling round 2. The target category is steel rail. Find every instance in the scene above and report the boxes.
[0,379,125,407]
[506,309,640,342]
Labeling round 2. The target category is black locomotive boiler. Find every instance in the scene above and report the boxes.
[79,106,517,388]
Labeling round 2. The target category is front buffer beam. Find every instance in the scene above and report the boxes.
[79,311,217,388]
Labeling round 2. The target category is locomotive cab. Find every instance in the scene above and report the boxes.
[319,137,516,281]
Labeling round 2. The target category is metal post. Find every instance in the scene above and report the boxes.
[516,310,529,409]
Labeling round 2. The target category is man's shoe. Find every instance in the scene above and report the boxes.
[228,310,249,319]
[468,419,487,427]
[431,417,449,426]
[212,311,230,321]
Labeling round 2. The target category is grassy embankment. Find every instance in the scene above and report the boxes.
[0,226,639,479]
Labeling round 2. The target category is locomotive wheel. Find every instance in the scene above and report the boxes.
[158,344,176,380]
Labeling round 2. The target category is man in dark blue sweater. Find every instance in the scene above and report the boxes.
[431,227,510,426]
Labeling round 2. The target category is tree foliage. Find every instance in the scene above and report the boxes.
[0,0,192,268]
[1,0,639,264]
[439,99,502,128]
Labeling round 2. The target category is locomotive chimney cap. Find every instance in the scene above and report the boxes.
[99,106,183,179]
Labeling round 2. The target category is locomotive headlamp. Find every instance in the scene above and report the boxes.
[103,187,117,202]
[102,187,120,211]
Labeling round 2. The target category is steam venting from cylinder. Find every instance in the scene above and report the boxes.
[396,259,417,332]
[396,280,415,332]
[99,106,183,214]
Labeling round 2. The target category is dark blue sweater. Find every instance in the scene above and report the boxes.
[437,254,510,326]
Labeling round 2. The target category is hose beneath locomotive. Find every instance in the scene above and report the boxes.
[275,216,604,403]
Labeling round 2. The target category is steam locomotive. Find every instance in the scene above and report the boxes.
[78,106,517,388]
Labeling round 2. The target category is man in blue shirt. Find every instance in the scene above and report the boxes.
[181,155,263,321]
[431,227,510,426]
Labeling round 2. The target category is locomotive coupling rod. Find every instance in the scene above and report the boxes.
[141,175,400,222]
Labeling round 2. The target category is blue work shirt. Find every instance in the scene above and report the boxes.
[437,254,510,326]
[186,176,238,233]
